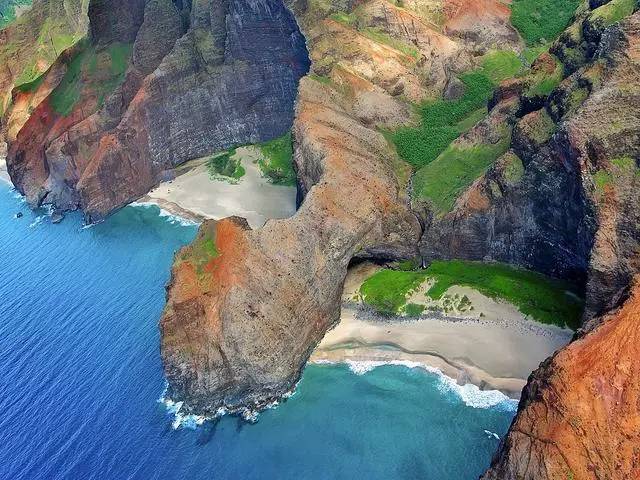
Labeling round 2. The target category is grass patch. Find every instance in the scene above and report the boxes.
[477,50,525,83]
[502,151,525,184]
[361,27,418,58]
[182,232,220,278]
[526,56,564,98]
[49,41,132,116]
[412,130,511,214]
[15,72,44,93]
[403,303,426,317]
[360,269,428,315]
[206,150,245,181]
[590,0,635,27]
[511,0,582,45]
[424,260,584,329]
[593,169,612,194]
[392,51,522,170]
[257,132,296,186]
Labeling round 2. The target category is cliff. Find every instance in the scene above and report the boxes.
[0,0,88,140]
[5,0,309,220]
[482,279,640,480]
[159,0,525,415]
[419,8,640,320]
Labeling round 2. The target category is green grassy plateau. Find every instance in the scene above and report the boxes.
[360,261,584,329]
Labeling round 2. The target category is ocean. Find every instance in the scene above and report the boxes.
[0,182,516,479]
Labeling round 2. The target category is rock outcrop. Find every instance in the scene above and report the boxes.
[481,278,640,480]
[6,0,309,220]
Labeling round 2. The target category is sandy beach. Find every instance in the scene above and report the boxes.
[140,147,297,228]
[311,263,574,398]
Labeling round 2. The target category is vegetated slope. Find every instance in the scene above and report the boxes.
[0,0,88,137]
[5,0,309,221]
[418,5,640,320]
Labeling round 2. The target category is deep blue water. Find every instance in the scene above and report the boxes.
[0,182,515,480]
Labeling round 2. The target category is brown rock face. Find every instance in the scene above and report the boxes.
[0,0,88,140]
[482,279,640,480]
[160,76,422,414]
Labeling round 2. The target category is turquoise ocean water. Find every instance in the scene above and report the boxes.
[0,182,515,479]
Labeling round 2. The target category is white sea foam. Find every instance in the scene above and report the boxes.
[321,359,517,411]
[158,389,208,430]
[484,429,500,440]
[29,216,44,228]
[131,201,198,227]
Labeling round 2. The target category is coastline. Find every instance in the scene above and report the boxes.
[0,154,10,184]
[310,306,572,399]
[2,150,569,403]
[310,262,573,400]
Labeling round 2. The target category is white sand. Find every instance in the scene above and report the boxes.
[311,263,574,398]
[141,147,296,228]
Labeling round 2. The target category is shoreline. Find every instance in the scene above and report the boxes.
[310,267,574,400]
[141,147,296,229]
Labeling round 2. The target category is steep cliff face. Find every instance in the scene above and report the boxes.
[6,0,309,220]
[482,279,640,480]
[159,0,523,415]
[420,9,640,318]
[0,0,88,139]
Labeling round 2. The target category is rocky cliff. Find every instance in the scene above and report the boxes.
[0,0,88,140]
[5,0,309,220]
[482,278,640,480]
[159,0,526,415]
[420,8,640,320]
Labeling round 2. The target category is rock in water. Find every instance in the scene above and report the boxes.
[159,76,422,414]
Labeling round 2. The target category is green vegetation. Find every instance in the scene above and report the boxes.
[256,132,296,186]
[360,269,427,315]
[477,50,524,83]
[206,150,245,181]
[183,232,220,277]
[403,303,425,317]
[424,260,583,329]
[526,56,564,98]
[510,0,582,45]
[412,129,511,214]
[360,27,418,58]
[0,0,31,29]
[15,72,44,93]
[502,151,525,184]
[392,51,523,170]
[49,41,132,116]
[593,169,613,196]
[330,9,418,57]
[308,73,333,85]
[612,156,637,171]
[590,0,635,27]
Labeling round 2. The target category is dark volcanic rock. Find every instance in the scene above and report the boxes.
[6,0,310,221]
